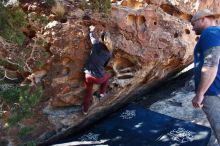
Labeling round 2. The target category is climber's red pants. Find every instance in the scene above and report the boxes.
[83,73,110,113]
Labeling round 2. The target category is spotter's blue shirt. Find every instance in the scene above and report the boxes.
[194,26,220,95]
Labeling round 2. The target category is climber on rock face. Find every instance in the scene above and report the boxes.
[191,9,220,144]
[82,25,113,115]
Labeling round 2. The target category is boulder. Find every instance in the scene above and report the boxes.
[1,0,220,145]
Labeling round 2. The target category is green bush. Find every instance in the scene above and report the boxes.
[36,37,45,46]
[8,112,27,126]
[38,15,49,25]
[0,86,20,104]
[0,85,43,126]
[75,0,111,14]
[18,126,34,138]
[90,0,111,14]
[47,0,55,6]
[0,59,21,71]
[19,85,43,111]
[0,73,4,79]
[18,126,36,146]
[0,4,27,45]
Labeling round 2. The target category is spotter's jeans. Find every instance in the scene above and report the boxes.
[203,95,220,144]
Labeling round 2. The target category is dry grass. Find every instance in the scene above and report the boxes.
[51,2,65,20]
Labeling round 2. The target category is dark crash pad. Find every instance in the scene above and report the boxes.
[52,104,211,146]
